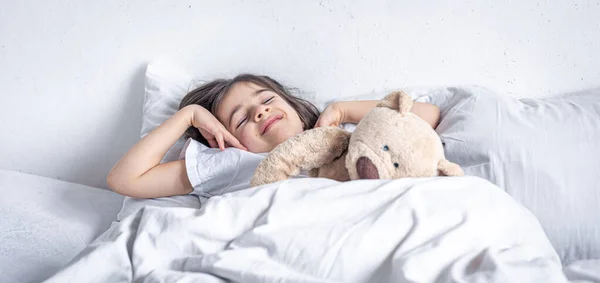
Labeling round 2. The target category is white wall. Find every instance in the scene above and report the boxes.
[1,0,599,189]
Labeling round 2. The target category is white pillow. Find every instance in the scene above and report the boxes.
[430,86,600,264]
[141,63,203,163]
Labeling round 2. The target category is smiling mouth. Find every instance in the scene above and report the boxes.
[261,115,282,135]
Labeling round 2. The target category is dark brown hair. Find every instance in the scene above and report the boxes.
[179,74,320,147]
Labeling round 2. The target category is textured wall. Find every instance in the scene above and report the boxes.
[1,0,599,188]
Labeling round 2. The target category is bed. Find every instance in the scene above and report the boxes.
[2,1,600,282]
[6,65,594,282]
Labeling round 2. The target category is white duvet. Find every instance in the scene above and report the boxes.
[45,177,569,283]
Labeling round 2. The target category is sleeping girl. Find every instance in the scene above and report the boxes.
[107,74,441,198]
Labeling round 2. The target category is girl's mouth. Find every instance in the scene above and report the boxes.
[261,115,282,135]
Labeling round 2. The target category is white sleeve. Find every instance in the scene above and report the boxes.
[184,139,265,197]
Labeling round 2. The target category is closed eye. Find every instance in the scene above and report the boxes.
[264,96,275,104]
[236,117,247,129]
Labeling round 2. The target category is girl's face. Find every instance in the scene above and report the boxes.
[216,82,304,153]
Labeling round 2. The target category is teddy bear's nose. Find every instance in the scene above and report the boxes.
[356,157,379,179]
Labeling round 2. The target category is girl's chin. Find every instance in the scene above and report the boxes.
[271,127,300,140]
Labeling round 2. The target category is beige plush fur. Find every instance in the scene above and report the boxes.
[250,91,463,187]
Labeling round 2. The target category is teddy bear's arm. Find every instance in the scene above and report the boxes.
[250,126,351,187]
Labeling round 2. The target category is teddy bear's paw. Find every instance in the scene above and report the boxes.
[250,170,290,187]
[437,159,465,176]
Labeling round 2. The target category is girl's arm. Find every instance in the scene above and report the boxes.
[107,105,245,199]
[316,100,441,129]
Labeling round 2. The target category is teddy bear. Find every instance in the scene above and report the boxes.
[250,91,464,187]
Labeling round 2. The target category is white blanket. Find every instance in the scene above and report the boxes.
[45,177,568,283]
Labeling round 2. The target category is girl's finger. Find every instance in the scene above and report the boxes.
[314,117,324,128]
[198,129,217,145]
[316,119,331,128]
[207,138,219,149]
[215,133,225,151]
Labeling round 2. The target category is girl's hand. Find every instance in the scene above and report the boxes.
[315,102,345,128]
[188,106,247,151]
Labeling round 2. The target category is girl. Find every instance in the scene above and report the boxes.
[107,74,440,198]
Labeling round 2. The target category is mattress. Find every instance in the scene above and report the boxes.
[0,169,124,283]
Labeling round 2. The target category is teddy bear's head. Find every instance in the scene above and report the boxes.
[346,91,455,180]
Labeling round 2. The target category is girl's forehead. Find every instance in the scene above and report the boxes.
[230,81,263,94]
[217,82,272,115]
[223,82,263,103]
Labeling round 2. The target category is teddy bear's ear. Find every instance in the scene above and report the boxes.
[376,91,413,115]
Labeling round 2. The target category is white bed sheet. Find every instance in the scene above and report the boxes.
[0,169,124,283]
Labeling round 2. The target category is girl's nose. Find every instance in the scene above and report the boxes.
[255,106,270,121]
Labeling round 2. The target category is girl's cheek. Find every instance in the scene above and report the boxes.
[238,129,255,150]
